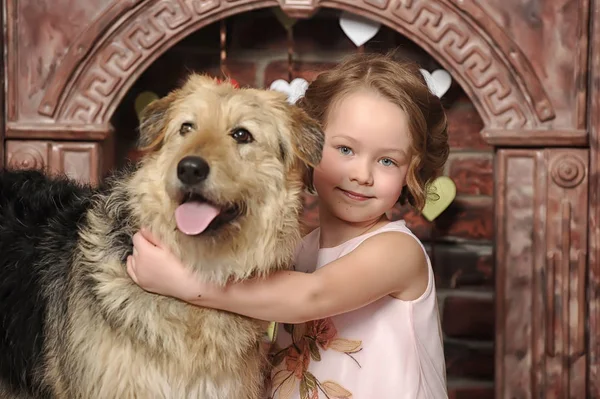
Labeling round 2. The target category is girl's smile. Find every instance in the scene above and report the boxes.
[336,187,374,202]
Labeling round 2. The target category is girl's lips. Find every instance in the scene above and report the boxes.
[338,188,373,201]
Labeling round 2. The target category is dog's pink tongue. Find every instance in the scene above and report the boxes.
[175,202,220,235]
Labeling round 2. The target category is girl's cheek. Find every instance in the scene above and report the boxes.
[314,156,343,187]
[377,170,406,197]
[316,150,337,173]
[314,165,335,186]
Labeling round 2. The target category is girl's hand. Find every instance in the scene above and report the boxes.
[127,228,204,301]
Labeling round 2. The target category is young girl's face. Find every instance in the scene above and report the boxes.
[313,90,410,224]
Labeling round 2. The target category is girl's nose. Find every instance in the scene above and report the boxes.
[349,161,374,186]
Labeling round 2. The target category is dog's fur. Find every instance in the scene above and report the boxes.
[0,75,323,398]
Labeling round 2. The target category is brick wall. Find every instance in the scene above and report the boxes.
[112,9,495,397]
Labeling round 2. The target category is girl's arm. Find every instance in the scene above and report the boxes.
[128,229,428,324]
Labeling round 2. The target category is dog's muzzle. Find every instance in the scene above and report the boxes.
[173,155,243,236]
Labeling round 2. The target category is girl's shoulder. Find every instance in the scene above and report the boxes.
[357,225,426,260]
[349,223,430,301]
[342,220,424,255]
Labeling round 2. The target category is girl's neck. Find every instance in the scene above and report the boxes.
[318,206,390,249]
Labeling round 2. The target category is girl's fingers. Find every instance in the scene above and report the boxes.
[127,256,138,284]
[140,227,162,248]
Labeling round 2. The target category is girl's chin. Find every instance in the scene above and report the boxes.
[331,210,384,224]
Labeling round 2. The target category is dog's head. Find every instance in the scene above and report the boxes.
[132,75,323,278]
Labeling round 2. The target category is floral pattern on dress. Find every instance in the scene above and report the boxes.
[266,318,362,399]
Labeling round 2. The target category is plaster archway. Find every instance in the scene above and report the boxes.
[38,0,555,134]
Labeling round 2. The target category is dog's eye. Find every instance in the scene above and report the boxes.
[180,122,195,136]
[230,128,254,144]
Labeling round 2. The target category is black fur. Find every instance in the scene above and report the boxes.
[0,169,131,397]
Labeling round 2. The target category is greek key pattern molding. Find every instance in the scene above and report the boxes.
[52,0,535,130]
[391,0,531,128]
[59,0,221,124]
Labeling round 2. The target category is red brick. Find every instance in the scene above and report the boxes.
[446,105,488,150]
[435,197,494,241]
[263,60,338,88]
[442,296,495,340]
[448,385,494,399]
[229,10,289,51]
[137,50,257,91]
[422,243,434,259]
[286,15,359,53]
[448,154,494,196]
[433,244,494,288]
[229,9,358,52]
[228,9,450,59]
[178,57,258,88]
[218,61,258,88]
[444,91,479,108]
[388,203,432,241]
[445,341,494,380]
[136,51,193,94]
[174,21,221,52]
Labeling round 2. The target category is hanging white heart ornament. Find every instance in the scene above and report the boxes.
[269,78,309,104]
[339,11,381,47]
[420,69,452,98]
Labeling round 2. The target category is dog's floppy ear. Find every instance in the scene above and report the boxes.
[137,94,173,152]
[288,106,325,190]
[289,107,324,167]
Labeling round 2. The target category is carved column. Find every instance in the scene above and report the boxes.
[495,148,588,399]
[5,140,104,185]
[588,1,600,397]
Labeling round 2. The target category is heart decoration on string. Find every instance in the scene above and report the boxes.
[421,176,457,222]
[134,91,159,121]
[272,8,297,31]
[339,11,381,47]
[272,8,297,82]
[269,77,309,104]
[420,69,452,98]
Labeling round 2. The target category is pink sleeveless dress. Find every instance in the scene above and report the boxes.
[265,220,448,399]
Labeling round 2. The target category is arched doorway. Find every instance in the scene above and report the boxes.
[2,0,592,397]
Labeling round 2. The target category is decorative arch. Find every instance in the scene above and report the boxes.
[38,0,555,132]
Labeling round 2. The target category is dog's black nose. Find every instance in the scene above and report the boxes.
[177,156,210,185]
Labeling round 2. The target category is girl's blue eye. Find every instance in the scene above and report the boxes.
[338,146,353,156]
[380,158,395,167]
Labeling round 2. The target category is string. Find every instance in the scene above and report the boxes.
[220,19,228,78]
[287,25,294,82]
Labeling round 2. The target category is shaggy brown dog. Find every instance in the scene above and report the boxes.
[0,74,323,398]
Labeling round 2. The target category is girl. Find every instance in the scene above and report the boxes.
[127,52,450,399]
